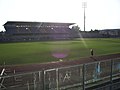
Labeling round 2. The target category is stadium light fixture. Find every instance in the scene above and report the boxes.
[82,2,87,31]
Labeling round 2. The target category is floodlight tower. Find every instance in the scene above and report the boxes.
[82,2,87,31]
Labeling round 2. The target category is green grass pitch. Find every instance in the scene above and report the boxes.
[0,38,120,65]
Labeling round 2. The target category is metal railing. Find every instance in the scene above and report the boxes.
[0,58,120,90]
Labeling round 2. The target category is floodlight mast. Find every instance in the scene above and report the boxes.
[82,2,87,31]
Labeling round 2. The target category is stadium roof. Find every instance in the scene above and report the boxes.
[4,21,75,27]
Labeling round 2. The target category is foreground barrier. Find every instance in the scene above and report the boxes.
[0,58,120,90]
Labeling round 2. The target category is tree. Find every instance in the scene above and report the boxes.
[72,25,81,31]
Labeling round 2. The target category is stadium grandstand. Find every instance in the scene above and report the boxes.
[1,21,80,42]
[0,21,120,42]
[99,29,120,38]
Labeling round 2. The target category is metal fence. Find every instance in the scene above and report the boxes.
[0,58,120,90]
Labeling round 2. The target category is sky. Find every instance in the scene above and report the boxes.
[0,0,120,31]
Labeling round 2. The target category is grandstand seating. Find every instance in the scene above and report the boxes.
[2,21,119,42]
[2,21,80,41]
